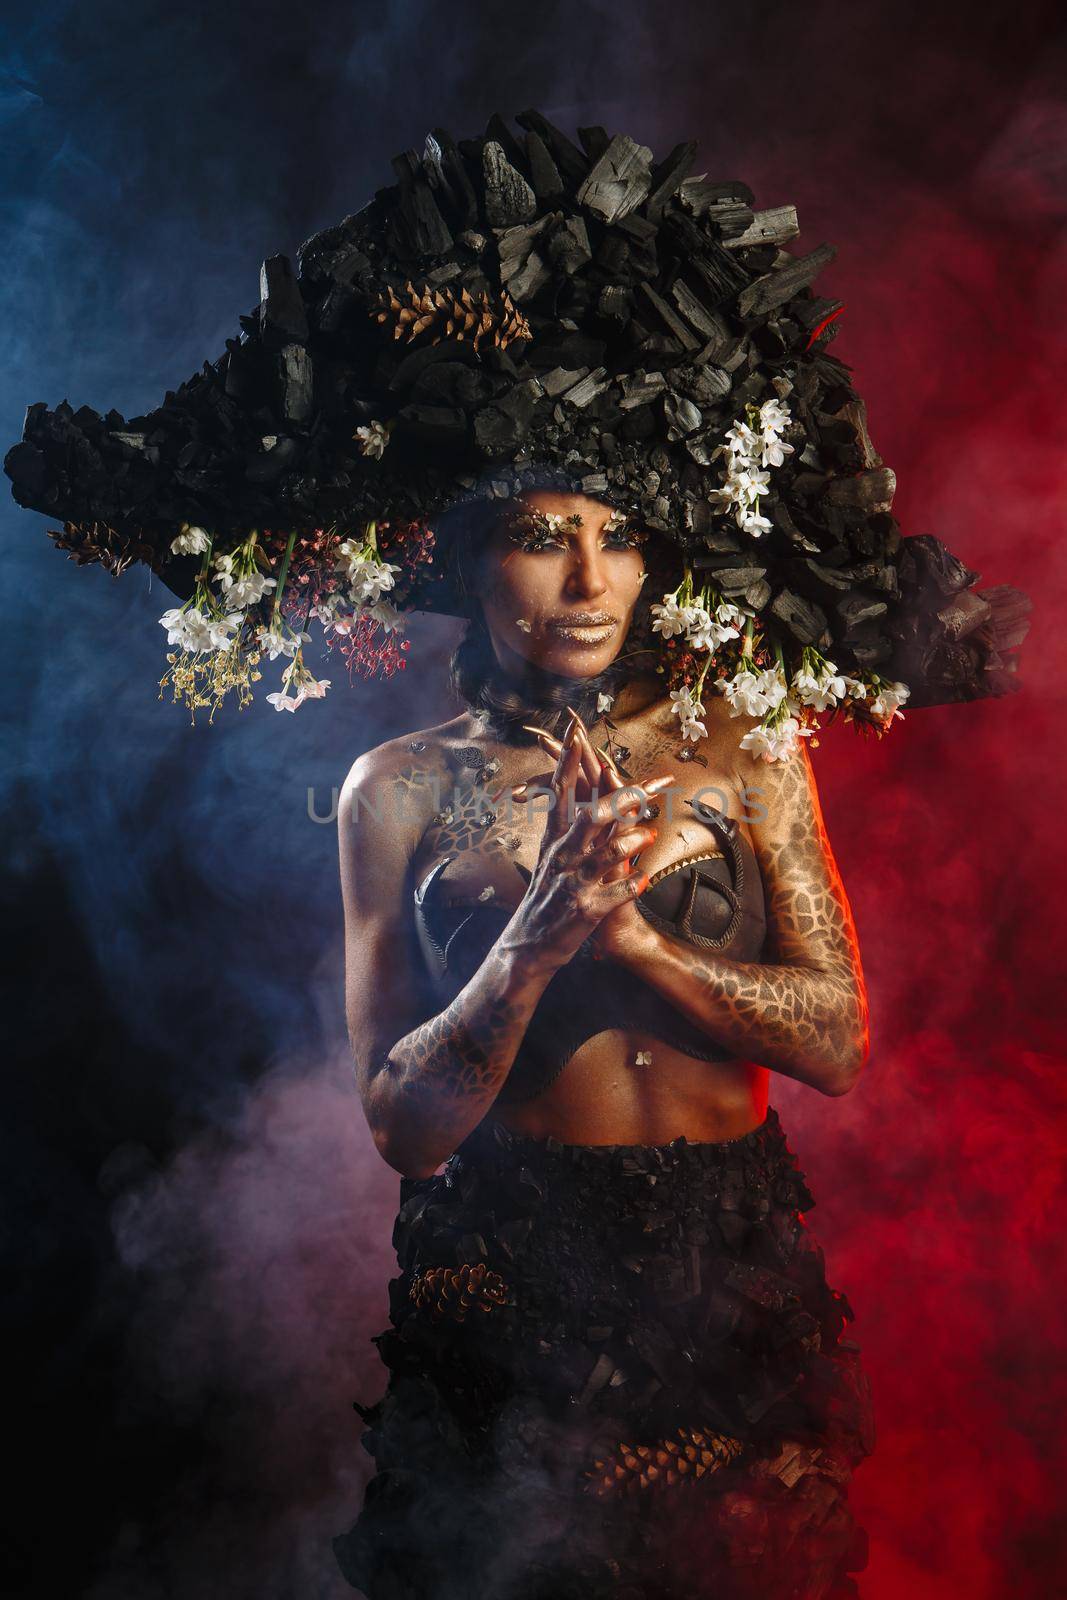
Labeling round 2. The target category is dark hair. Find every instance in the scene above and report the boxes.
[440,493,670,744]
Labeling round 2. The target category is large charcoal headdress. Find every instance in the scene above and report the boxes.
[4,109,1030,747]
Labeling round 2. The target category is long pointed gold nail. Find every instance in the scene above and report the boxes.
[522,724,567,759]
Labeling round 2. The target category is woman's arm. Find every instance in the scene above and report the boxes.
[593,736,870,1096]
[339,746,555,1179]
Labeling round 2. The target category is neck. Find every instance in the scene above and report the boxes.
[474,654,659,745]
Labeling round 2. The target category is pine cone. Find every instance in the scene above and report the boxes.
[372,281,531,351]
[47,519,160,577]
[583,1424,744,1497]
[409,1261,509,1322]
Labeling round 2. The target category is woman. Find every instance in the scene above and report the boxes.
[2,101,1027,1600]
[333,486,875,1600]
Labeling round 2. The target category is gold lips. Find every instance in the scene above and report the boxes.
[549,615,616,627]
[549,619,617,640]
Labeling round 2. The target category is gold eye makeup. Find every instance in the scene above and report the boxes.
[503,508,583,552]
[502,505,649,555]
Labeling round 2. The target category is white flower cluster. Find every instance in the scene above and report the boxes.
[650,549,913,760]
[265,655,331,713]
[724,660,815,761]
[715,649,911,763]
[156,519,415,718]
[158,529,283,659]
[669,685,708,742]
[650,576,749,744]
[651,592,746,653]
[354,419,390,458]
[313,534,405,640]
[644,394,913,762]
[211,550,277,610]
[867,683,910,721]
[169,521,211,557]
[739,717,813,762]
[158,604,244,654]
[709,398,795,538]
[254,620,309,661]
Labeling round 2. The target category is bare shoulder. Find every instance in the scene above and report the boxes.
[337,710,502,881]
[723,715,832,860]
[338,710,482,804]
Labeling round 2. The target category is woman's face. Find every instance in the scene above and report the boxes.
[478,491,649,680]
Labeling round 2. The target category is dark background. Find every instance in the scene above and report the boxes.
[3,2,1065,1595]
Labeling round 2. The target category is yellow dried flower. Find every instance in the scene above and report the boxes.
[158,643,263,725]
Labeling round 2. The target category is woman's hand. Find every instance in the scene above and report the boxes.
[500,712,670,976]
[515,711,666,969]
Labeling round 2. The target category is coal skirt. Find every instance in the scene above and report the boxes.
[334,1106,875,1600]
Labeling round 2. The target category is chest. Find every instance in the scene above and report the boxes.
[408,726,759,909]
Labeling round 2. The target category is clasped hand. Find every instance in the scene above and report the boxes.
[503,708,671,967]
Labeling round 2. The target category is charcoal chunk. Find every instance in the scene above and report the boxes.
[523,130,564,202]
[482,141,538,228]
[514,107,589,186]
[837,594,889,634]
[259,255,308,348]
[823,468,896,513]
[276,345,314,423]
[770,588,829,645]
[576,134,654,224]
[737,243,838,318]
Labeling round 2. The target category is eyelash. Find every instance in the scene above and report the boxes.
[514,532,645,554]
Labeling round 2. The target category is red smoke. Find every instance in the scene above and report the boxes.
[767,111,1067,1593]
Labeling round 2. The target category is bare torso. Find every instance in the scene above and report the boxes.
[397,679,771,1145]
